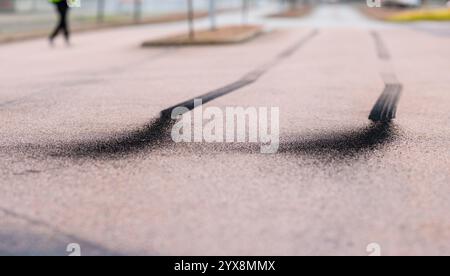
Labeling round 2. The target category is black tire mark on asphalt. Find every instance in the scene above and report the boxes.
[166,123,400,162]
[0,206,122,256]
[370,30,391,61]
[46,116,174,159]
[11,30,318,159]
[369,31,402,122]
[278,123,399,162]
[160,29,319,118]
[369,83,402,122]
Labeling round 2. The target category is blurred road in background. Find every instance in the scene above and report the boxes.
[0,3,449,255]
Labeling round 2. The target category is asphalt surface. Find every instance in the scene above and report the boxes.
[0,5,449,256]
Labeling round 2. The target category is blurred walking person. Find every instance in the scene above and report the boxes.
[49,0,70,45]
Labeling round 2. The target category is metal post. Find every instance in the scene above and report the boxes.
[188,0,195,40]
[97,0,105,24]
[134,0,142,23]
[242,0,249,25]
[209,0,216,31]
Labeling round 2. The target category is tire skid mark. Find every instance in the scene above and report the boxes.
[369,82,403,122]
[160,29,319,118]
[370,30,391,61]
[278,122,399,162]
[369,31,402,122]
[9,30,319,159]
[7,116,174,159]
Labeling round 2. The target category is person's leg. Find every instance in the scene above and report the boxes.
[60,4,70,43]
[49,4,63,42]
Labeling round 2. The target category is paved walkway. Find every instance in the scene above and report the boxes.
[0,5,449,255]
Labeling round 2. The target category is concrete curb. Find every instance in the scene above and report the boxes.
[142,25,265,47]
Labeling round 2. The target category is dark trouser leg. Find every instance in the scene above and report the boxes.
[50,6,63,40]
[50,3,69,42]
[60,7,70,41]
